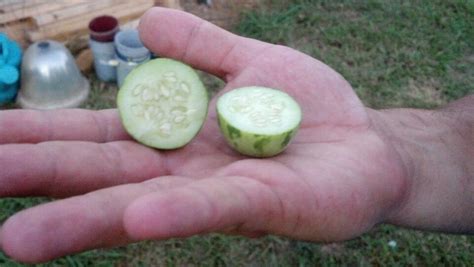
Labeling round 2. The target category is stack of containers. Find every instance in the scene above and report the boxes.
[88,15,151,88]
[88,15,120,82]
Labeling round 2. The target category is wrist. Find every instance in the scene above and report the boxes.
[368,97,474,233]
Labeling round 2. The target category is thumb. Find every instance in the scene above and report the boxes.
[123,176,281,240]
[138,7,270,80]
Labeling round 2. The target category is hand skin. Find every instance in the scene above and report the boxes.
[0,7,472,263]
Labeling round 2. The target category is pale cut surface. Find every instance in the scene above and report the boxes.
[117,58,208,149]
[217,86,302,157]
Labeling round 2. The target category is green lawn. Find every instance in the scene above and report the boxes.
[1,0,473,266]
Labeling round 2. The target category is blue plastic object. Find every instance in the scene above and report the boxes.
[0,33,22,105]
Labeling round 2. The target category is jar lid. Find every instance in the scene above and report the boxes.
[89,15,119,42]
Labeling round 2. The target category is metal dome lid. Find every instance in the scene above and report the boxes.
[17,40,90,109]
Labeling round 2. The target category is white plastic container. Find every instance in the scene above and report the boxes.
[114,29,151,87]
[89,39,117,82]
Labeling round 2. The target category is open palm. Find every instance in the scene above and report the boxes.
[0,8,407,263]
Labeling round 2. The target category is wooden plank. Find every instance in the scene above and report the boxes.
[26,0,154,41]
[33,0,127,26]
[0,0,87,24]
[0,0,22,8]
[0,0,49,11]
[0,18,34,48]
[0,0,25,10]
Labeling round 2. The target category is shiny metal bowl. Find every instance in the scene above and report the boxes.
[17,40,89,109]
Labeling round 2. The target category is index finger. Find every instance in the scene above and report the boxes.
[138,7,271,80]
[0,109,129,144]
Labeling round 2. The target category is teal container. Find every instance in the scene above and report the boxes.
[0,33,22,105]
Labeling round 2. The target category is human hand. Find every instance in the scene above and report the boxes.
[0,7,413,263]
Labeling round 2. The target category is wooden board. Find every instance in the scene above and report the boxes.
[33,0,126,26]
[0,19,33,48]
[27,0,154,41]
[0,0,87,24]
[0,0,182,47]
[0,0,48,12]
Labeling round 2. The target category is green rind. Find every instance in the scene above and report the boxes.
[117,58,209,149]
[217,112,299,157]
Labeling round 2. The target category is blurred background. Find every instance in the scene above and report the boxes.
[1,0,473,266]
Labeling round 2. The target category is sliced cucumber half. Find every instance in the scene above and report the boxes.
[117,58,209,149]
[217,86,302,157]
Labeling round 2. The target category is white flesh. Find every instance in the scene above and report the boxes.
[117,58,208,149]
[217,86,301,135]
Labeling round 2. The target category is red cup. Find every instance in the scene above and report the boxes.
[88,15,119,42]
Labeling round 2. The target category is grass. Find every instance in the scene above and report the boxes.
[236,0,474,109]
[1,0,473,266]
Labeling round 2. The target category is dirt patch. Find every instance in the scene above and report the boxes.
[407,78,445,105]
[181,0,262,29]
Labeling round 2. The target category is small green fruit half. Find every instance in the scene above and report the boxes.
[117,58,208,149]
[217,86,302,157]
